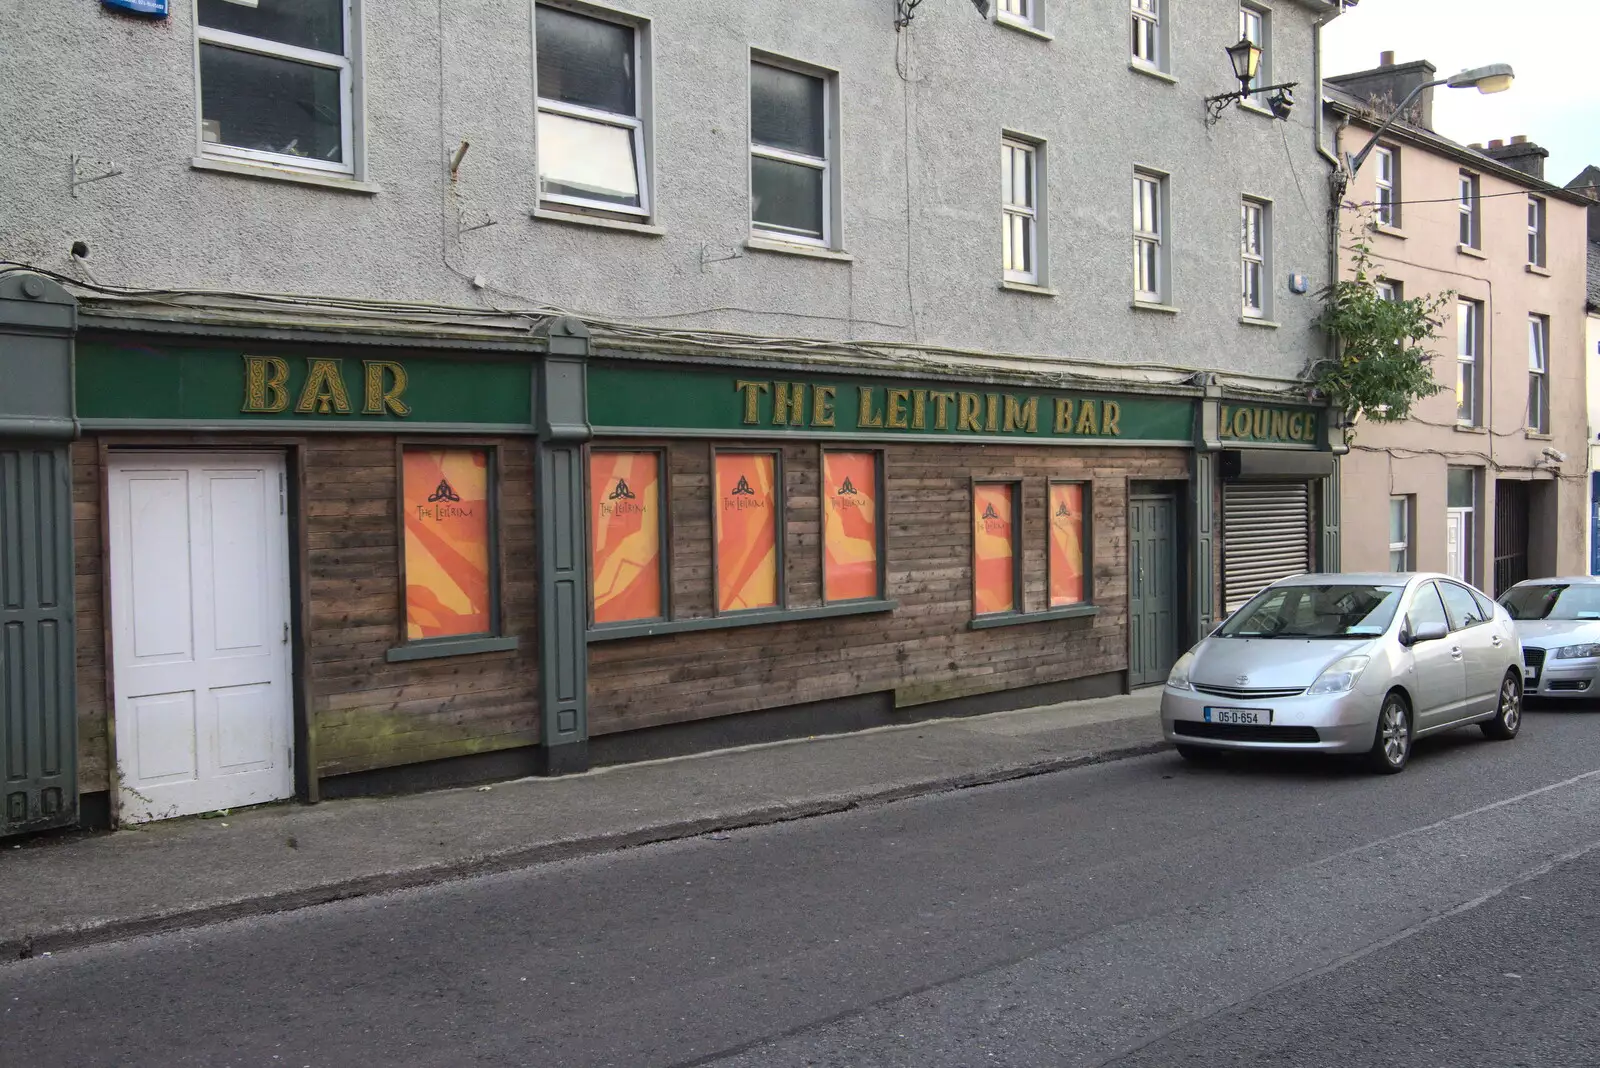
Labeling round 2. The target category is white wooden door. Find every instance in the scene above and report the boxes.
[1446,508,1468,582]
[109,453,293,823]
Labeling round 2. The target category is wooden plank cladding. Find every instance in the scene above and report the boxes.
[587,440,1188,736]
[71,433,539,794]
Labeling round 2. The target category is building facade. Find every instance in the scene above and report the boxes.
[0,0,1347,832]
[1567,167,1600,573]
[1327,57,1592,594]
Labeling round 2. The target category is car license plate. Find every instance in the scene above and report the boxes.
[1204,707,1272,726]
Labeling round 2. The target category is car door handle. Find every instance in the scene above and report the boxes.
[1491,635,1504,647]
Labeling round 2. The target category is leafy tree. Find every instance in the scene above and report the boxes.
[1311,219,1452,438]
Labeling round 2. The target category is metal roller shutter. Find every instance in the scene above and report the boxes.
[1223,482,1311,612]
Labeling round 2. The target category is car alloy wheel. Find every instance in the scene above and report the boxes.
[1367,693,1411,773]
[1482,671,1522,741]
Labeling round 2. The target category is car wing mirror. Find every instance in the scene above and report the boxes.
[1407,621,1449,645]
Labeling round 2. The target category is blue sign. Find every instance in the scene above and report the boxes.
[102,0,169,16]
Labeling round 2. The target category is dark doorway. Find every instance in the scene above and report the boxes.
[1493,478,1530,595]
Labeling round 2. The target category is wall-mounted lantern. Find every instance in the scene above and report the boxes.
[1205,37,1299,126]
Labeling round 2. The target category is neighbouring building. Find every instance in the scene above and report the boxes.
[1566,166,1600,573]
[0,0,1350,834]
[1326,55,1593,594]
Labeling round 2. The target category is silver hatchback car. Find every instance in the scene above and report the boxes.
[1500,577,1600,699]
[1160,573,1524,773]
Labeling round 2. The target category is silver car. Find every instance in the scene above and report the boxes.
[1160,573,1524,773]
[1500,577,1600,699]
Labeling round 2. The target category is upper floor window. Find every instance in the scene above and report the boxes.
[1457,299,1482,425]
[1374,146,1398,228]
[1528,314,1550,433]
[1132,0,1163,69]
[1241,198,1268,318]
[1133,171,1167,303]
[1002,138,1041,285]
[196,0,354,176]
[1528,195,1547,267]
[750,57,834,248]
[1376,278,1402,303]
[535,4,650,219]
[1239,6,1268,105]
[998,0,1036,29]
[1459,172,1481,248]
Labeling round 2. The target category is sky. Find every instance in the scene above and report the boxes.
[1322,0,1600,187]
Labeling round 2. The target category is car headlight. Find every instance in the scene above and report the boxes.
[1167,651,1196,690]
[1555,643,1600,659]
[1307,655,1371,695]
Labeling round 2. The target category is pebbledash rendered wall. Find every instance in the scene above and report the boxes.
[2,0,1340,383]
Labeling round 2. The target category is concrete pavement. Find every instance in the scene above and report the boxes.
[0,689,1164,959]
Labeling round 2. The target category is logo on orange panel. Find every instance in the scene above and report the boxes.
[831,475,867,510]
[981,501,1008,534]
[608,478,636,501]
[601,477,645,518]
[724,472,767,511]
[418,478,473,521]
[1055,501,1072,518]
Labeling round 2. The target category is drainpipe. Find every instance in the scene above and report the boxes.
[1312,4,1349,572]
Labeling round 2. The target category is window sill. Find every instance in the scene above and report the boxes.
[588,599,896,641]
[532,207,664,236]
[1526,263,1551,277]
[1370,223,1407,240]
[745,236,854,262]
[385,635,520,662]
[1453,423,1487,435]
[1526,431,1553,440]
[996,15,1054,40]
[191,156,381,194]
[1240,315,1279,328]
[1130,300,1180,315]
[1129,61,1177,85]
[1001,279,1058,297]
[1457,243,1488,260]
[969,604,1100,630]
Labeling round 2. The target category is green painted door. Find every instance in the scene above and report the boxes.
[1129,495,1181,688]
[1,444,77,835]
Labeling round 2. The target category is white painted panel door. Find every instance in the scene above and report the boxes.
[109,454,293,822]
[1446,509,1468,582]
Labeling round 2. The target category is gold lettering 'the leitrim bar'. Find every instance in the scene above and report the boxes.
[242,356,411,416]
[734,380,1125,437]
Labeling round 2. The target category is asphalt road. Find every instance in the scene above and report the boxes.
[8,705,1600,1067]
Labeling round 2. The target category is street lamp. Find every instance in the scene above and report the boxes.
[1205,38,1298,125]
[1344,63,1515,175]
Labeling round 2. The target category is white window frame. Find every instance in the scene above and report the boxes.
[1002,137,1042,285]
[1374,146,1397,228]
[1241,197,1268,318]
[1376,279,1401,303]
[1457,299,1482,426]
[1459,171,1480,248]
[1131,0,1163,69]
[1239,5,1268,106]
[1133,170,1166,303]
[193,3,356,177]
[997,0,1036,29]
[1389,496,1413,571]
[749,54,835,249]
[1528,313,1550,433]
[534,4,651,219]
[1528,195,1547,267]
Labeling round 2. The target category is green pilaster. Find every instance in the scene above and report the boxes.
[533,318,591,776]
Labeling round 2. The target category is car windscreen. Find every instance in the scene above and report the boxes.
[1217,584,1405,639]
[1500,584,1600,621]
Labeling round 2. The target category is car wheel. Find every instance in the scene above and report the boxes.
[1365,692,1411,774]
[1481,670,1522,740]
[1175,744,1219,764]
